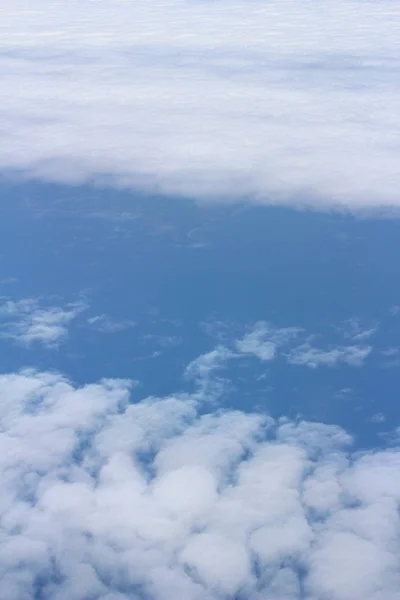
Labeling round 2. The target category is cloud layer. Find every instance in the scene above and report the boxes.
[1,355,400,600]
[1,0,400,210]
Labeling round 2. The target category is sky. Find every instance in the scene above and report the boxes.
[1,2,400,600]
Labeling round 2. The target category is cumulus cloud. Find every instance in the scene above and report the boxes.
[1,0,400,210]
[0,298,86,347]
[0,360,399,600]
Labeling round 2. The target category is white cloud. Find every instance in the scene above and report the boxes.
[287,342,372,368]
[340,318,378,342]
[236,322,301,361]
[351,328,377,342]
[381,348,399,357]
[0,354,399,599]
[0,298,86,347]
[87,314,135,333]
[180,324,374,397]
[234,322,372,368]
[1,0,399,210]
[370,413,386,423]
[185,345,234,401]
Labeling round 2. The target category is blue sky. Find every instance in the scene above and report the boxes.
[1,2,400,600]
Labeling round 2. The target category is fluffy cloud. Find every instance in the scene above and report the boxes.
[1,0,399,210]
[0,356,399,600]
[0,298,86,347]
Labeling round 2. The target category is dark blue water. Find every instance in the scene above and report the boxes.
[1,179,399,449]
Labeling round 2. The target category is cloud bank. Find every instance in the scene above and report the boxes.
[1,0,400,210]
[1,356,400,600]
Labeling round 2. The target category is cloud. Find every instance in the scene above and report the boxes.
[370,413,386,423]
[235,322,301,361]
[340,319,378,342]
[0,360,399,600]
[234,321,372,368]
[287,342,372,368]
[1,0,399,210]
[182,324,373,401]
[87,314,135,334]
[379,348,400,368]
[0,298,86,347]
[185,345,234,400]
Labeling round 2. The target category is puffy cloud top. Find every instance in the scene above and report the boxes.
[0,364,399,599]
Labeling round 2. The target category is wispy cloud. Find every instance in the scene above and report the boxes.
[235,321,372,368]
[182,323,373,397]
[185,345,234,401]
[287,342,372,368]
[236,321,301,361]
[0,359,399,599]
[340,318,378,342]
[87,314,135,333]
[1,1,399,210]
[0,298,86,348]
[380,347,400,368]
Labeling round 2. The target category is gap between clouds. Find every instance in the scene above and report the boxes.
[1,0,400,210]
[0,358,400,600]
